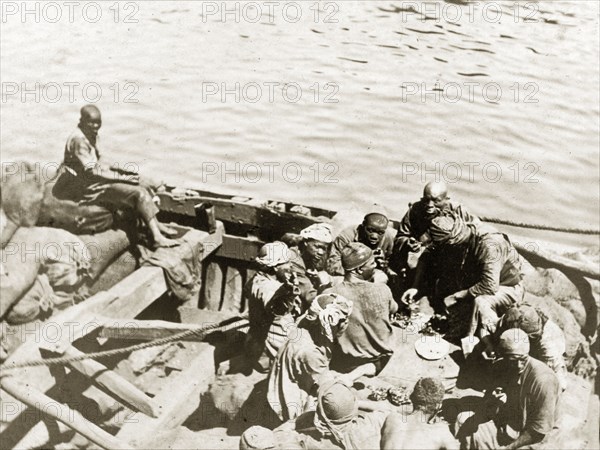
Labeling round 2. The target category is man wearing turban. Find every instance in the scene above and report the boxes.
[497,304,568,390]
[391,181,482,294]
[403,213,523,344]
[324,242,398,378]
[455,329,560,449]
[245,241,315,372]
[287,223,335,294]
[267,293,354,422]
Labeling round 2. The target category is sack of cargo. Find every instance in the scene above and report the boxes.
[33,227,91,289]
[37,176,114,235]
[4,274,57,325]
[0,162,45,248]
[0,227,90,320]
[0,229,42,318]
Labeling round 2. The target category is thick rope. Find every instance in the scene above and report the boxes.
[480,216,599,235]
[1,314,249,372]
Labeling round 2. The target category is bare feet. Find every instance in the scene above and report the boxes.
[157,222,178,237]
[154,236,180,248]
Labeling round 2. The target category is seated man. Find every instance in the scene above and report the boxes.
[391,181,481,293]
[327,210,396,279]
[456,328,560,449]
[266,293,354,422]
[244,379,390,450]
[381,377,459,450]
[325,243,398,377]
[244,241,314,372]
[403,214,523,344]
[497,304,568,391]
[54,105,177,248]
[241,377,457,450]
[288,223,335,294]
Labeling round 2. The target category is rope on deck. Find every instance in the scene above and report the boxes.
[0,313,249,372]
[480,216,600,235]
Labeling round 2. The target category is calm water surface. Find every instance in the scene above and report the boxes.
[1,1,599,247]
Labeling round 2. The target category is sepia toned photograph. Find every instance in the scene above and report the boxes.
[1,1,599,449]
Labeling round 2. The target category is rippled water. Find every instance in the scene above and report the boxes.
[1,1,598,247]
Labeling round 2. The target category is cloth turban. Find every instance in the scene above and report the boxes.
[239,426,275,450]
[497,328,530,357]
[255,241,290,267]
[314,379,358,447]
[341,242,373,271]
[300,223,334,244]
[501,304,543,336]
[429,213,471,245]
[307,293,353,342]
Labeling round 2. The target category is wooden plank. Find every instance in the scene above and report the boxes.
[99,318,248,341]
[158,193,325,234]
[222,267,243,313]
[203,262,223,311]
[216,235,265,261]
[11,420,70,450]
[102,267,167,319]
[115,343,215,447]
[1,377,133,450]
[65,346,159,418]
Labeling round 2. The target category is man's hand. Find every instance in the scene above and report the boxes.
[490,387,507,405]
[444,289,470,308]
[407,237,421,252]
[307,270,332,289]
[401,288,418,306]
[453,289,470,300]
[372,269,388,284]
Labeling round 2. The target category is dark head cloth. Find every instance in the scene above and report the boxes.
[497,328,530,357]
[501,304,543,336]
[429,213,471,245]
[341,242,373,271]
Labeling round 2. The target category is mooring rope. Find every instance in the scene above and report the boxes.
[480,216,599,235]
[0,313,249,372]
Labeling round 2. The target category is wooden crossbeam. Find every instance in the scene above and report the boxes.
[98,317,248,341]
[64,346,159,418]
[1,377,133,450]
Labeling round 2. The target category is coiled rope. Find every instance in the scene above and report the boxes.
[480,216,599,235]
[1,313,249,372]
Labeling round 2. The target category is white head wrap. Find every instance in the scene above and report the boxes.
[255,241,291,267]
[306,293,353,342]
[300,223,334,244]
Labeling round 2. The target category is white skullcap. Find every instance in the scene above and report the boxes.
[255,241,291,267]
[300,223,333,244]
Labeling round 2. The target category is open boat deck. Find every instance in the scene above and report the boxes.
[0,186,598,449]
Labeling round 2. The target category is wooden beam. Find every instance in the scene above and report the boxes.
[158,193,326,235]
[216,235,265,261]
[1,377,133,450]
[222,267,243,313]
[98,317,248,341]
[203,262,224,311]
[115,343,215,447]
[64,346,159,418]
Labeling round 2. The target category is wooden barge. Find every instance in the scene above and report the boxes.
[0,186,598,449]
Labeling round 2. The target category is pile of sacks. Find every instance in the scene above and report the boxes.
[0,162,117,327]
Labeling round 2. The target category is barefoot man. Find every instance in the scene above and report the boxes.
[56,105,177,248]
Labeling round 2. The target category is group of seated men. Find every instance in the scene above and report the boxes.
[241,181,568,449]
[57,106,567,449]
